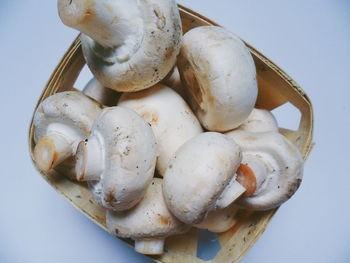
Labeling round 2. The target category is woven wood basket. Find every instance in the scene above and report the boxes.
[28,5,313,263]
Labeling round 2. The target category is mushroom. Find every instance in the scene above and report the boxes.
[58,0,182,92]
[177,26,258,132]
[194,110,293,230]
[163,132,245,225]
[33,91,101,173]
[237,108,278,133]
[225,130,303,210]
[106,178,190,255]
[82,77,120,106]
[118,84,203,176]
[75,106,157,211]
[194,203,239,233]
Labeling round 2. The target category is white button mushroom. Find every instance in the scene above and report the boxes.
[237,108,278,133]
[82,77,120,106]
[106,178,190,255]
[195,112,294,231]
[33,91,102,173]
[195,109,278,232]
[225,130,304,210]
[118,84,203,176]
[58,0,182,92]
[75,106,158,211]
[163,132,245,225]
[177,26,258,132]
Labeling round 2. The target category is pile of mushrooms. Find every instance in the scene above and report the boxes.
[32,0,305,255]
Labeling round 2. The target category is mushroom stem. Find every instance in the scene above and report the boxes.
[33,133,72,172]
[236,164,257,197]
[58,0,142,54]
[216,158,268,208]
[75,136,103,181]
[134,238,165,255]
[239,155,269,194]
[215,178,246,209]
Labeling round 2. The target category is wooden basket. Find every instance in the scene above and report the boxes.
[28,5,313,263]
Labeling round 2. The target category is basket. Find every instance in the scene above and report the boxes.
[28,5,313,263]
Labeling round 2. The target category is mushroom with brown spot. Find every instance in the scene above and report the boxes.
[195,110,297,230]
[118,84,203,176]
[106,178,190,255]
[33,91,101,174]
[58,0,182,92]
[225,130,304,210]
[177,26,258,132]
[163,132,245,225]
[75,106,157,211]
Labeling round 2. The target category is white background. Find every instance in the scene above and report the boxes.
[1,0,349,262]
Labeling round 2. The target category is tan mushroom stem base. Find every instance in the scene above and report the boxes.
[216,160,267,208]
[134,238,165,255]
[75,136,103,181]
[34,133,72,172]
[238,156,269,196]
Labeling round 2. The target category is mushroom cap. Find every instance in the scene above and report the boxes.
[237,108,278,133]
[106,178,189,240]
[80,106,157,211]
[177,26,257,132]
[163,132,242,224]
[118,84,203,176]
[33,91,101,144]
[59,0,182,92]
[225,130,304,210]
[194,204,239,233]
[82,78,120,106]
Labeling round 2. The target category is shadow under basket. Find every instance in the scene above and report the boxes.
[28,5,314,263]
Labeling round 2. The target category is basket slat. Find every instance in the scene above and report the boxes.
[165,228,199,256]
[213,211,276,263]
